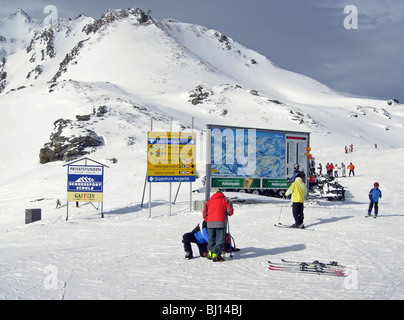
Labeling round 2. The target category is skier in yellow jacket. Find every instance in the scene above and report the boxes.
[285,172,308,228]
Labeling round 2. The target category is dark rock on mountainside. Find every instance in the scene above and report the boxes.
[83,8,150,35]
[39,118,104,164]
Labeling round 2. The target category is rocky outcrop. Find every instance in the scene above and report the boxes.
[51,38,89,82]
[39,115,105,164]
[83,8,150,35]
[0,57,7,93]
[188,85,212,105]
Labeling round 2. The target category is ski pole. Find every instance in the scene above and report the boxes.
[278,206,283,224]
[227,216,233,258]
[378,198,382,216]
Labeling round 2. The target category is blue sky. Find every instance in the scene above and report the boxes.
[1,0,403,102]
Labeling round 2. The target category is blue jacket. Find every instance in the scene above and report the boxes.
[288,169,300,182]
[193,221,209,244]
[369,188,382,202]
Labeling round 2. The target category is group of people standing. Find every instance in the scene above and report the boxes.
[345,143,354,154]
[182,190,234,262]
[319,162,355,177]
[182,161,382,260]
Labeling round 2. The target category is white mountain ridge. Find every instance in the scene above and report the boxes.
[1,7,404,300]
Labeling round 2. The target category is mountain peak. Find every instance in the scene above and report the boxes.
[101,7,149,22]
[8,8,32,21]
[83,7,150,34]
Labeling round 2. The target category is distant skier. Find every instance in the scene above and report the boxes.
[341,163,346,177]
[285,172,308,228]
[56,199,61,209]
[182,220,209,259]
[334,163,339,177]
[317,163,322,175]
[368,182,382,217]
[348,162,355,176]
[326,162,333,176]
[203,190,234,262]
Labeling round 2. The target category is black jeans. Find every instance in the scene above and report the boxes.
[292,202,304,225]
[368,201,379,215]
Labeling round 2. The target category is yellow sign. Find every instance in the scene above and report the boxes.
[67,192,103,202]
[147,132,196,182]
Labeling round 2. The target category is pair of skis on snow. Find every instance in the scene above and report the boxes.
[268,259,351,277]
[274,223,314,231]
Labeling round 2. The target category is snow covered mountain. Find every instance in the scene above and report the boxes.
[1,8,404,300]
[0,9,42,58]
[1,7,402,165]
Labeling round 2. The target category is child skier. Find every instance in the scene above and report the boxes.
[182,220,209,259]
[368,182,382,217]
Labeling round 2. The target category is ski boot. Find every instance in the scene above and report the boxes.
[213,254,225,262]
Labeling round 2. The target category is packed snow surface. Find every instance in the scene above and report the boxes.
[1,8,404,300]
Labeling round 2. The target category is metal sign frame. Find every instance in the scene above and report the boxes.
[142,118,196,218]
[63,157,109,221]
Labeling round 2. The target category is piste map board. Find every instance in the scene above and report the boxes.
[208,125,310,190]
[147,132,196,183]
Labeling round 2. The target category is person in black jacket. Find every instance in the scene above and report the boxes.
[182,220,209,259]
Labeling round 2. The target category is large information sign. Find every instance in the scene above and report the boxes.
[67,165,104,202]
[147,132,196,183]
[206,125,310,194]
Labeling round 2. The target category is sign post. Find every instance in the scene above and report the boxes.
[63,157,109,221]
[147,132,196,183]
[146,131,196,218]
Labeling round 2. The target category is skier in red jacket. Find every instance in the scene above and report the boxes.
[203,190,234,262]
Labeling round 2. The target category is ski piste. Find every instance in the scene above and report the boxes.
[268,259,348,277]
[274,223,314,231]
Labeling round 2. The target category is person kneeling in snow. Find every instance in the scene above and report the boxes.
[182,220,209,259]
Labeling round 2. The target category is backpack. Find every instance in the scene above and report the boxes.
[223,233,240,252]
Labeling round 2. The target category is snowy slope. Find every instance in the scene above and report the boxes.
[1,8,404,300]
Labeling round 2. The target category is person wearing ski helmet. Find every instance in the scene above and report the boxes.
[288,164,301,182]
[368,182,382,217]
[285,172,308,228]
